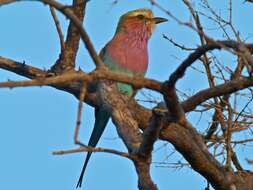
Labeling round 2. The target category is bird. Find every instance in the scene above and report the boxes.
[76,9,167,188]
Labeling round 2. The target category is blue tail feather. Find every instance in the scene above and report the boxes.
[76,107,110,188]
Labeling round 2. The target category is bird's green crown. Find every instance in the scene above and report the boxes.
[116,9,154,33]
[120,9,154,20]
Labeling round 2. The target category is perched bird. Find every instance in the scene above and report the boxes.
[76,9,167,188]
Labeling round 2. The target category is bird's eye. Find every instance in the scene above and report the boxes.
[137,14,145,19]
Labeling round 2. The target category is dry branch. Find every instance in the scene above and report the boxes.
[50,6,65,52]
[0,1,253,190]
[53,145,130,159]
[51,0,87,72]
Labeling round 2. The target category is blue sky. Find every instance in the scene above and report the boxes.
[0,1,252,190]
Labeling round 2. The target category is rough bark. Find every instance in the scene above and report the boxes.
[0,0,253,190]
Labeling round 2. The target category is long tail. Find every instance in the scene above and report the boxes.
[76,107,110,188]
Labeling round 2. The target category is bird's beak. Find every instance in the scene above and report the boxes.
[152,17,168,24]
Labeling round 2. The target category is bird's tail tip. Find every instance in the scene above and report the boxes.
[76,181,82,189]
[76,175,84,189]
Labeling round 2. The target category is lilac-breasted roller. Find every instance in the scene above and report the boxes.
[76,9,167,188]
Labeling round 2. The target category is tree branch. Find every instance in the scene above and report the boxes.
[50,6,65,52]
[182,77,253,112]
[53,145,131,159]
[0,0,104,69]
[51,0,87,72]
[0,56,162,91]
[137,108,165,157]
[1,1,253,189]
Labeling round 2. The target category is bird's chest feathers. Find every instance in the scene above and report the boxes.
[106,33,149,73]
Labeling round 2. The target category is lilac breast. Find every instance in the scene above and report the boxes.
[106,32,149,74]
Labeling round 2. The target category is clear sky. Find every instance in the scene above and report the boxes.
[0,1,252,190]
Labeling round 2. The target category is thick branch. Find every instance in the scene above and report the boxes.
[1,56,252,137]
[0,56,49,79]
[182,77,253,112]
[134,160,158,190]
[167,40,253,87]
[0,57,162,91]
[51,0,87,72]
[1,57,252,190]
[162,84,186,123]
[0,1,253,189]
[160,122,232,190]
[137,108,164,157]
[99,81,142,152]
[99,81,161,190]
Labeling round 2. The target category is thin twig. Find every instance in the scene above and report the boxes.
[246,159,253,164]
[50,6,65,51]
[163,34,196,51]
[0,0,104,69]
[53,146,131,159]
[225,103,233,170]
[74,83,87,145]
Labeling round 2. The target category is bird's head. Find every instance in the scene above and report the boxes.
[115,9,167,38]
